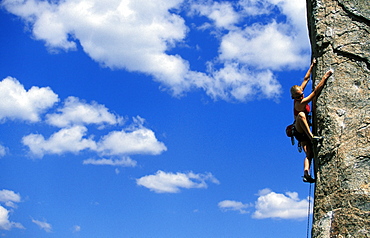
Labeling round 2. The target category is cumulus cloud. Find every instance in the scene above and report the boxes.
[22,126,97,158]
[2,0,310,101]
[252,188,312,219]
[0,190,24,230]
[0,206,24,230]
[0,78,167,161]
[0,77,58,122]
[219,188,312,219]
[97,127,167,156]
[23,116,167,160]
[205,63,281,101]
[221,2,308,71]
[219,21,307,70]
[190,1,240,29]
[1,0,190,95]
[218,200,251,214]
[0,190,21,209]
[32,219,52,233]
[192,0,308,101]
[46,96,123,128]
[136,170,219,193]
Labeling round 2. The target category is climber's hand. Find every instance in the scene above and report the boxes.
[325,70,333,78]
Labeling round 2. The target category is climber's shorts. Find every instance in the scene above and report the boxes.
[294,131,310,143]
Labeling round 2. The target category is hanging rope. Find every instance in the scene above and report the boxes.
[306,160,314,238]
[306,181,313,238]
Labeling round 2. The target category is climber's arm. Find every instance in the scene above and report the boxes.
[300,58,317,90]
[301,69,333,104]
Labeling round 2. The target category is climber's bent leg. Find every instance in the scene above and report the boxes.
[295,112,314,140]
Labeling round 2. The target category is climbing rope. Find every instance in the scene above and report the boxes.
[305,164,315,238]
[306,181,313,238]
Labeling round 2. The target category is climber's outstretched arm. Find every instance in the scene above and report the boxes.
[301,70,333,104]
[300,58,317,90]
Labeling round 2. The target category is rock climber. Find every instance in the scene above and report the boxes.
[290,58,333,183]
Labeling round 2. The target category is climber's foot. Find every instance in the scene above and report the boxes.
[302,174,316,183]
[312,136,324,142]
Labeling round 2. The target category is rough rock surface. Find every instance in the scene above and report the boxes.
[306,0,370,237]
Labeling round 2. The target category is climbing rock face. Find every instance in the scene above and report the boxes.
[306,0,370,237]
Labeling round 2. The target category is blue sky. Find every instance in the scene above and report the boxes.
[0,0,316,237]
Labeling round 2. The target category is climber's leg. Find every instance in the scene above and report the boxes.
[295,112,314,140]
[301,141,315,183]
[304,157,313,177]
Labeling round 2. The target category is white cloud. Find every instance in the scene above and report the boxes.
[238,0,275,16]
[188,0,309,100]
[0,190,23,230]
[22,126,97,158]
[0,78,167,160]
[46,96,123,128]
[0,206,24,230]
[219,21,308,70]
[252,188,312,219]
[190,1,240,29]
[97,127,167,156]
[32,218,52,233]
[218,200,250,214]
[0,77,59,122]
[191,0,310,101]
[269,0,308,36]
[239,0,308,42]
[205,63,281,101]
[0,145,6,157]
[22,116,166,160]
[1,0,309,102]
[2,0,190,95]
[136,170,220,193]
[0,190,21,208]
[83,157,137,167]
[190,0,309,72]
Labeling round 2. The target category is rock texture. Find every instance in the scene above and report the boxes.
[306,0,370,237]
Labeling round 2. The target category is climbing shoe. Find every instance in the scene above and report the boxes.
[312,136,324,142]
[302,174,316,183]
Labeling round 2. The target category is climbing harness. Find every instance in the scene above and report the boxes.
[298,142,302,153]
[286,114,312,153]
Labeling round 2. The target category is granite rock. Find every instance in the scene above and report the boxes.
[306,0,370,237]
